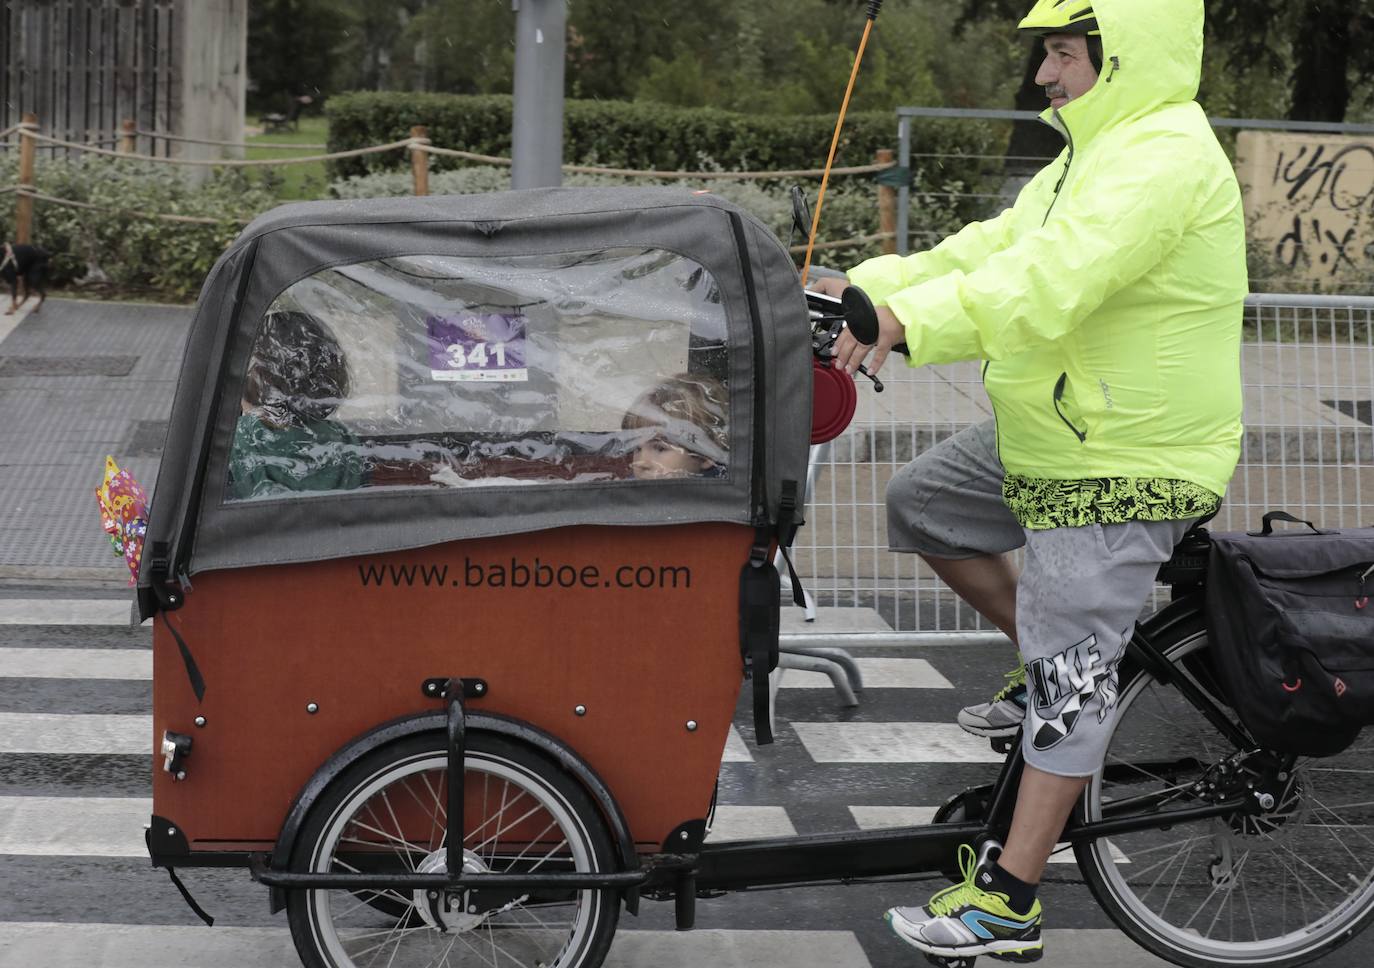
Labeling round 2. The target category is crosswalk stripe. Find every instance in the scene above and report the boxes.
[792,722,1006,763]
[0,712,150,754]
[780,657,952,690]
[0,648,150,679]
[848,805,939,828]
[0,796,150,856]
[721,725,753,762]
[0,923,1183,967]
[0,599,141,626]
[0,923,875,968]
[780,606,892,632]
[706,805,796,842]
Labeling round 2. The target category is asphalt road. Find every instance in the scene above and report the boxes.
[1,591,1371,968]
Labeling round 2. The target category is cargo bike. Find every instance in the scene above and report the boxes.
[137,189,1374,968]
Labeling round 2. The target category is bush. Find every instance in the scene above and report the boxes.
[325,91,1004,211]
[0,156,279,299]
[324,92,1008,264]
[328,165,976,269]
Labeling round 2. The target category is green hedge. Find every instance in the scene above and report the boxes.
[0,157,279,299]
[325,92,1006,211]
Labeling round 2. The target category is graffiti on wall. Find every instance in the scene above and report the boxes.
[1236,132,1374,286]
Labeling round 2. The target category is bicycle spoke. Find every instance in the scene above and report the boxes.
[1274,841,1347,894]
[469,799,547,859]
[344,817,425,861]
[330,857,414,907]
[1197,850,1250,938]
[1153,831,1200,914]
[1306,791,1374,855]
[402,771,446,854]
[422,930,462,968]
[1123,836,1208,886]
[342,922,429,963]
[502,902,572,963]
[1237,865,1259,942]
[380,789,421,870]
[307,744,607,968]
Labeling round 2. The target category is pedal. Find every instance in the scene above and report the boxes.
[989,735,1016,756]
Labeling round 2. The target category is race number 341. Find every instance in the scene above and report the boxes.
[427,313,528,383]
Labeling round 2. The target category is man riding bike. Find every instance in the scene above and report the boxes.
[813,0,1246,960]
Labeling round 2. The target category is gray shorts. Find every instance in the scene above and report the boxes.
[887,421,1195,777]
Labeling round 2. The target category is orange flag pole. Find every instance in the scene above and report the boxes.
[801,1,884,288]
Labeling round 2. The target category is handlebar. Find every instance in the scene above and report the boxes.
[806,285,884,392]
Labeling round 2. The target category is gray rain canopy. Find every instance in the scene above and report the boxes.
[138,188,812,607]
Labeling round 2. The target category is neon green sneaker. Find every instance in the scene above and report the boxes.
[885,844,1043,962]
[957,663,1029,739]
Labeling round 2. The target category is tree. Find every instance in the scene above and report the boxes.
[247,0,355,109]
[395,0,516,93]
[1210,0,1374,122]
[331,1,427,92]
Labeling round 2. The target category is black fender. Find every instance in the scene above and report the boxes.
[266,709,640,913]
[1121,591,1207,688]
[1139,590,1206,642]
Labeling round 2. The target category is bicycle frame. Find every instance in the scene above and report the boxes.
[250,595,1260,924]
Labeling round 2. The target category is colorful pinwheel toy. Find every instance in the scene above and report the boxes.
[96,456,149,585]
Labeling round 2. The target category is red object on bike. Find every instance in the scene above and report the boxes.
[811,359,858,444]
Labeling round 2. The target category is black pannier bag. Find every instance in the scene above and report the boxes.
[1206,512,1374,757]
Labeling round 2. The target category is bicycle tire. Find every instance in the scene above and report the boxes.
[287,730,621,968]
[1076,613,1374,967]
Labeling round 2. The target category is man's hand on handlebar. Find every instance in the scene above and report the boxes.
[806,278,906,377]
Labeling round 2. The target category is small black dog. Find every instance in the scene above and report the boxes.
[1,241,49,315]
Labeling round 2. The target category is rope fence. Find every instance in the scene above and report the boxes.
[0,115,918,253]
[789,231,895,254]
[0,118,899,179]
[18,131,416,168]
[136,129,328,150]
[0,187,245,225]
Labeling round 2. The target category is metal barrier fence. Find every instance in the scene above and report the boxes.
[792,293,1374,633]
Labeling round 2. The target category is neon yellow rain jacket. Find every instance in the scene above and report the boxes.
[847,0,1247,529]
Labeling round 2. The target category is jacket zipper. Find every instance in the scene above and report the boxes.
[1053,372,1088,442]
[1042,116,1075,227]
[982,360,1002,458]
[727,211,771,526]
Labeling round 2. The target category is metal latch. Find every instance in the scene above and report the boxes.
[161,730,193,779]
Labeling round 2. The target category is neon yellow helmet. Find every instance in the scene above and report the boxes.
[1018,0,1100,35]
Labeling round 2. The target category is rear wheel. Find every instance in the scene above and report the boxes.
[1077,619,1374,966]
[287,731,621,968]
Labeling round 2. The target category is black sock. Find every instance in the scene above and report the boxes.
[979,862,1038,915]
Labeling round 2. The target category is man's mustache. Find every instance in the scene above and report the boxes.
[1045,85,1068,99]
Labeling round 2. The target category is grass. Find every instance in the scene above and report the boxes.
[244,115,331,201]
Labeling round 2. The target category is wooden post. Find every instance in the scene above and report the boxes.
[410,125,430,196]
[15,113,37,245]
[120,118,137,155]
[876,148,897,255]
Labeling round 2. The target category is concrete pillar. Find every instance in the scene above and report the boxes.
[511,0,566,189]
[174,0,248,167]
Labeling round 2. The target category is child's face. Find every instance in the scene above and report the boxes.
[632,436,713,480]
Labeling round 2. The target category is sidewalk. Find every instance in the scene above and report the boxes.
[0,297,1370,585]
[0,298,190,585]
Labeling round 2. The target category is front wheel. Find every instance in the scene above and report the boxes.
[287,731,621,968]
[1077,618,1374,967]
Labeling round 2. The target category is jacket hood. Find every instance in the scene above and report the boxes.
[1047,0,1204,147]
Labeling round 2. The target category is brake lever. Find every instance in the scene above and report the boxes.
[856,364,884,393]
[817,329,885,393]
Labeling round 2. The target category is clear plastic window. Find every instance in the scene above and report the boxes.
[225,248,731,502]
